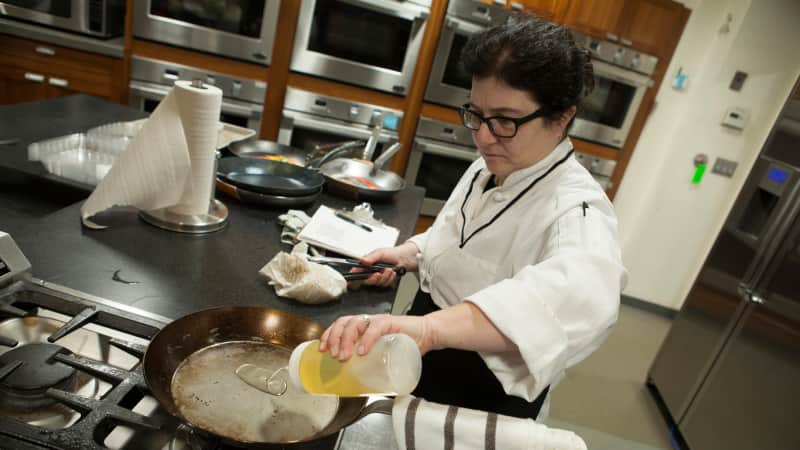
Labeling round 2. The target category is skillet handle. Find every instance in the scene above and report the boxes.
[355,397,395,420]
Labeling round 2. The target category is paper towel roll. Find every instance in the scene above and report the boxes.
[80,80,223,227]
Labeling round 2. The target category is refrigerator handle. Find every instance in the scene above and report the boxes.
[738,282,766,305]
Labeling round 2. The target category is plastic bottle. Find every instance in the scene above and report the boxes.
[288,333,421,397]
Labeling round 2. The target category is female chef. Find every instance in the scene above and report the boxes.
[319,12,627,421]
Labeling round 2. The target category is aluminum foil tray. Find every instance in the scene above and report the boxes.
[28,121,257,186]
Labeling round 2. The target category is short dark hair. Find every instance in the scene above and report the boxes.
[461,12,594,127]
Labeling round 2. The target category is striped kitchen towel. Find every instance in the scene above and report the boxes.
[391,395,586,450]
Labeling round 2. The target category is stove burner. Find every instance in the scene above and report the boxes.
[0,343,78,410]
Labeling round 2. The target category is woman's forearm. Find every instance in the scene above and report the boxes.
[425,301,516,354]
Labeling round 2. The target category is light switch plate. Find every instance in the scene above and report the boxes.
[712,158,738,177]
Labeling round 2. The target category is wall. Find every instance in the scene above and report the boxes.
[613,0,800,310]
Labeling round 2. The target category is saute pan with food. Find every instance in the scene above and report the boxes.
[228,139,365,168]
[142,307,392,447]
[318,142,406,201]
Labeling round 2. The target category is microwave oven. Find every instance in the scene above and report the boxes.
[424,0,509,108]
[291,0,431,95]
[133,0,281,65]
[0,0,125,38]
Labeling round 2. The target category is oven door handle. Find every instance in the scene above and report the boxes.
[339,0,429,21]
[415,139,480,162]
[592,59,653,88]
[288,113,391,141]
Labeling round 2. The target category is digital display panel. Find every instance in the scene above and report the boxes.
[768,167,789,184]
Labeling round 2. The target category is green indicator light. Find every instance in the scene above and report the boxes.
[692,164,707,184]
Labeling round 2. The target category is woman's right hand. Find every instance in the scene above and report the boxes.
[350,241,419,288]
[319,313,434,361]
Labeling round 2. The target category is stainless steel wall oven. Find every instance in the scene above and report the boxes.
[291,0,431,95]
[0,0,125,38]
[406,118,618,216]
[424,0,509,108]
[278,87,402,157]
[133,0,281,65]
[128,56,267,131]
[570,31,658,148]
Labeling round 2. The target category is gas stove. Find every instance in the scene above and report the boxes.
[0,232,351,450]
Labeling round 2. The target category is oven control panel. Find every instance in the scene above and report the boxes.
[0,231,31,287]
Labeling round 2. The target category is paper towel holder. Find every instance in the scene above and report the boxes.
[140,123,229,234]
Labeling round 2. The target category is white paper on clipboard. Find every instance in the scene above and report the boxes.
[297,205,399,259]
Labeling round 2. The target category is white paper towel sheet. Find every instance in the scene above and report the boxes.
[80,80,223,228]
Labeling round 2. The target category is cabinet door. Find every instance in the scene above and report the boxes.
[0,66,48,104]
[619,0,689,56]
[511,0,570,23]
[562,0,626,40]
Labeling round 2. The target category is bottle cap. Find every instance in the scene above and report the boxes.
[288,340,314,392]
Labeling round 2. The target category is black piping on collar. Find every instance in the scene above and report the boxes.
[459,149,574,248]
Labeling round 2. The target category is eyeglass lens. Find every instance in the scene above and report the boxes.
[461,109,517,138]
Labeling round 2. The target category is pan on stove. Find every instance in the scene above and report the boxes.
[217,157,325,197]
[142,306,392,447]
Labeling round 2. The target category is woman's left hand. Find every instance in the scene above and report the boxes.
[318,313,434,361]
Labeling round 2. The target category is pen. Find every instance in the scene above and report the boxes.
[334,211,373,232]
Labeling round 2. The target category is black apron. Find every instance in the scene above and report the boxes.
[407,289,549,420]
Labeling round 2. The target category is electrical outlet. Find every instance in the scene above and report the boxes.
[712,158,738,177]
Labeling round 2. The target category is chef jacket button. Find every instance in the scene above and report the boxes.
[493,192,506,202]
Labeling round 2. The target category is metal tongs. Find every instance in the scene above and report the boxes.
[307,256,406,280]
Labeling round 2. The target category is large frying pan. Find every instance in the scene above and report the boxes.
[143,307,391,446]
[217,157,325,197]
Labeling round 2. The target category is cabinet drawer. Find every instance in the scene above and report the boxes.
[0,35,120,99]
[0,35,118,71]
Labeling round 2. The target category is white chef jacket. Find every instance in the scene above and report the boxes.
[408,138,627,407]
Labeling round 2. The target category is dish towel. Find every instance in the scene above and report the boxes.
[392,395,587,450]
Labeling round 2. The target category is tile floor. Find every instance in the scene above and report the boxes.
[392,275,676,450]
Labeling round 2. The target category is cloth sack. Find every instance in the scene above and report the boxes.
[392,395,586,450]
[259,242,346,304]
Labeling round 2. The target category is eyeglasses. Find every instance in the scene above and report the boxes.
[458,104,548,138]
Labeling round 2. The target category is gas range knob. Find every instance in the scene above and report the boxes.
[589,40,600,52]
[630,54,641,69]
[349,106,360,117]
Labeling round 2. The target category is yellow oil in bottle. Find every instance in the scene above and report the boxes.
[296,340,378,396]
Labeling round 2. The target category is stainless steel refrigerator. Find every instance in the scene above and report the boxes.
[648,81,800,450]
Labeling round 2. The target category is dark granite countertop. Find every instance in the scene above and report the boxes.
[0,95,424,326]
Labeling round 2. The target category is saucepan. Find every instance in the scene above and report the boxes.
[142,306,393,447]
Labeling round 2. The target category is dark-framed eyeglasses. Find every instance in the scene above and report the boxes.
[458,104,548,138]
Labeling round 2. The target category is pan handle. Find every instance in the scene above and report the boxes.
[309,140,365,169]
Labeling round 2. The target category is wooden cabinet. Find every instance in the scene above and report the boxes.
[0,34,125,105]
[563,0,626,38]
[563,0,689,57]
[510,0,571,23]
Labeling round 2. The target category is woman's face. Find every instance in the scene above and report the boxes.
[468,76,567,184]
